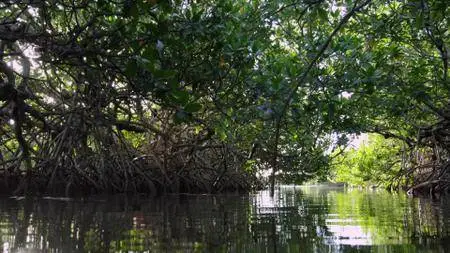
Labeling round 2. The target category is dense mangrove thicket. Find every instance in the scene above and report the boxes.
[0,0,448,196]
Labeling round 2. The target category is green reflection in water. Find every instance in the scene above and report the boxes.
[0,187,449,252]
[328,189,442,246]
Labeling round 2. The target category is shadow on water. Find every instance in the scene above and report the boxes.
[1,186,450,252]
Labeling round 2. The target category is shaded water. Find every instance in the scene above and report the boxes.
[1,186,450,252]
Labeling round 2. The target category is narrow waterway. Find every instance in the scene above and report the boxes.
[1,186,449,252]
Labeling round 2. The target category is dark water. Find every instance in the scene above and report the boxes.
[1,186,450,252]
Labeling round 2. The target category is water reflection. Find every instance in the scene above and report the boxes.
[1,186,450,252]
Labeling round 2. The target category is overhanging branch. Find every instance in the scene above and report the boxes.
[270,0,372,194]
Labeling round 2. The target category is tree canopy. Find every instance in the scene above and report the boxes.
[0,0,448,195]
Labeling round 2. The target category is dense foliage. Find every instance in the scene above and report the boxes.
[331,134,403,188]
[0,0,448,195]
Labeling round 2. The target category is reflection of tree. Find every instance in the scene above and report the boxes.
[0,195,254,252]
[330,189,450,249]
[248,188,332,252]
[249,187,450,252]
[410,197,450,240]
[0,189,449,252]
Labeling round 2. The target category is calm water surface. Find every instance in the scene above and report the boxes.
[1,186,450,252]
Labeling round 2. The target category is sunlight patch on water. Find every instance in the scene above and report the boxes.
[326,225,372,245]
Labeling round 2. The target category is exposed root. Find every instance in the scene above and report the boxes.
[0,118,259,196]
[400,117,450,196]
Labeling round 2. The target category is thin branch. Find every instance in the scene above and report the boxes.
[270,0,372,194]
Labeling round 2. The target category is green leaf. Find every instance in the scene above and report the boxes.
[184,102,202,113]
[142,46,157,61]
[193,9,204,22]
[174,110,188,123]
[215,127,227,141]
[415,13,424,29]
[125,1,139,18]
[243,160,256,172]
[154,69,177,79]
[271,77,281,90]
[170,89,190,105]
[318,8,328,20]
[125,59,138,77]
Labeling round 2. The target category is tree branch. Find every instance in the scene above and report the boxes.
[270,0,372,195]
